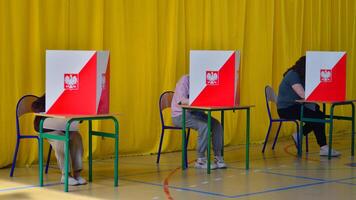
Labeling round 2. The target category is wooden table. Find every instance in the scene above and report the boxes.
[180,105,254,174]
[36,113,119,192]
[297,100,355,159]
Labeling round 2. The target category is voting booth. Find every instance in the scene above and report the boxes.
[189,50,240,106]
[305,51,346,101]
[45,50,110,115]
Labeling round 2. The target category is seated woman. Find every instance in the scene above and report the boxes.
[277,56,340,157]
[32,94,87,185]
[171,75,227,169]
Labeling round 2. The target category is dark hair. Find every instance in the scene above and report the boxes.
[283,56,306,82]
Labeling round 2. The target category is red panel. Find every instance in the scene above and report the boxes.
[191,53,236,106]
[97,56,110,114]
[47,53,97,114]
[307,54,346,101]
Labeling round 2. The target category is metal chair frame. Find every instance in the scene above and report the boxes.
[10,94,52,177]
[156,91,190,163]
[262,86,308,153]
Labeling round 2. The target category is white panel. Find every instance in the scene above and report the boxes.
[234,51,240,104]
[45,50,96,112]
[305,51,345,98]
[96,51,109,109]
[189,50,235,104]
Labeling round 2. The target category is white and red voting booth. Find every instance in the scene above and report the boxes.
[45,50,110,115]
[189,50,240,106]
[305,51,346,101]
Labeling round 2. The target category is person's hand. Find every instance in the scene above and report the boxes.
[180,99,189,105]
[178,98,189,105]
[291,83,305,99]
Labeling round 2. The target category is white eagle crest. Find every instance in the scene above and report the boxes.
[206,71,218,85]
[64,74,78,89]
[320,70,331,82]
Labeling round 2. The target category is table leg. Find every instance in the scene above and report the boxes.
[64,126,70,192]
[351,103,355,156]
[328,105,335,160]
[207,111,212,174]
[182,108,187,170]
[89,120,93,182]
[323,103,326,146]
[39,119,44,187]
[221,110,224,157]
[114,118,119,187]
[246,108,250,170]
[298,105,304,157]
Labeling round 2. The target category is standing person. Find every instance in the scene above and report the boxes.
[171,75,227,169]
[32,94,87,185]
[277,56,341,157]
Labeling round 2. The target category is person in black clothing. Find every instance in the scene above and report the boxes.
[277,56,340,157]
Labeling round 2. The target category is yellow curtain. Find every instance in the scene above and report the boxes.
[1,0,356,167]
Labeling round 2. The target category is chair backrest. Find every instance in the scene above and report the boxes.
[265,85,278,119]
[159,91,174,127]
[16,95,39,136]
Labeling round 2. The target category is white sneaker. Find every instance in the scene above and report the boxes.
[320,145,341,157]
[75,176,87,185]
[195,157,217,170]
[61,176,79,186]
[214,156,227,169]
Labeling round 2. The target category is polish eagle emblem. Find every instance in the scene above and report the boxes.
[320,69,332,82]
[206,71,219,85]
[64,74,79,90]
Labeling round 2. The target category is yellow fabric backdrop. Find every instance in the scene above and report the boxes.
[1,0,356,167]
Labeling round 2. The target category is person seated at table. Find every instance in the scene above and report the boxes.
[277,56,341,157]
[171,75,227,169]
[32,94,87,185]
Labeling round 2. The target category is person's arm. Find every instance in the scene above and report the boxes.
[291,83,305,99]
[32,94,46,132]
[175,77,189,105]
[286,71,305,99]
[178,97,189,105]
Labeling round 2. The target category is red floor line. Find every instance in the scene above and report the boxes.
[163,160,196,200]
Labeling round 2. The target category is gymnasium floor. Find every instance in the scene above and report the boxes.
[1,134,356,200]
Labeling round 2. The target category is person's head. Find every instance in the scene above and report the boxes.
[283,56,306,81]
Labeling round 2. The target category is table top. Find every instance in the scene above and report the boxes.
[34,113,119,119]
[296,99,356,104]
[181,105,254,111]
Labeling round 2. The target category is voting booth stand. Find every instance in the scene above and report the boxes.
[45,50,110,115]
[305,51,346,101]
[38,50,119,192]
[189,50,240,106]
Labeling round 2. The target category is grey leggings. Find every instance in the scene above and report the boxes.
[172,111,223,158]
